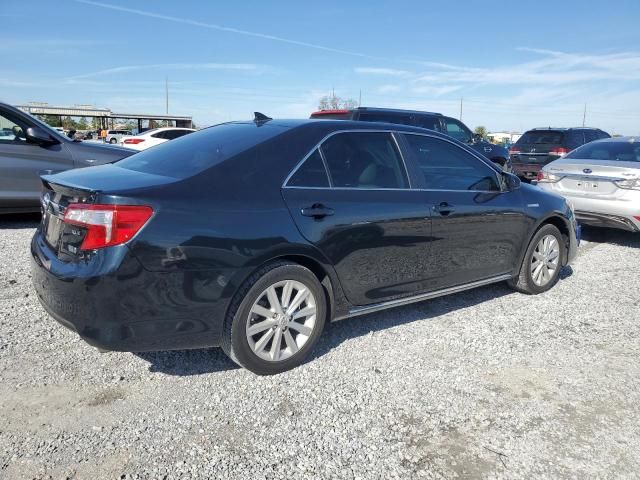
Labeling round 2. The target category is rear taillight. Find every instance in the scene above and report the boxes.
[549,147,569,156]
[63,204,153,250]
[509,147,520,155]
[536,170,563,183]
[124,138,145,144]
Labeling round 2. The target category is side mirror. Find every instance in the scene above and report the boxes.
[25,127,59,146]
[472,133,483,143]
[502,172,521,191]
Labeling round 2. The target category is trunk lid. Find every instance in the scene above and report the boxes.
[546,159,640,197]
[40,164,175,259]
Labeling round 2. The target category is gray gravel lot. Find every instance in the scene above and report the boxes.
[1,215,639,479]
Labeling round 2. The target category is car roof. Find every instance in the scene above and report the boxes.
[527,127,604,132]
[311,106,443,117]
[354,106,443,116]
[580,136,638,144]
[220,118,454,138]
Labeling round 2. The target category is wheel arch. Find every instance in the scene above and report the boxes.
[517,213,571,272]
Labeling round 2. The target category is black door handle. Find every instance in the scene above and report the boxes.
[301,204,334,219]
[432,202,456,215]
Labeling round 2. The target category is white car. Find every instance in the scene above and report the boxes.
[119,127,195,151]
[537,137,640,232]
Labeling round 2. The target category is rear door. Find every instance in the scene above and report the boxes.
[513,130,567,165]
[399,133,529,289]
[0,107,73,210]
[282,131,435,306]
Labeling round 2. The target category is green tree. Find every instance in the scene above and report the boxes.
[474,126,488,139]
[77,117,89,130]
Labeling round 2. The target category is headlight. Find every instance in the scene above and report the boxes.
[614,178,640,190]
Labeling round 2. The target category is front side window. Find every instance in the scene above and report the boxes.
[443,118,472,143]
[403,134,500,191]
[287,149,330,187]
[320,132,408,189]
[0,111,27,144]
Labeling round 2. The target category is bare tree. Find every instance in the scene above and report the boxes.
[318,93,359,111]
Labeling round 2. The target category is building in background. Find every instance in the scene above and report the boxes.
[488,131,522,147]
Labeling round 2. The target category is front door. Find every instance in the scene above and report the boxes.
[0,107,72,210]
[399,133,529,289]
[282,131,434,306]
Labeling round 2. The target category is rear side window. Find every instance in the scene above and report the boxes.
[403,134,500,191]
[320,132,408,189]
[413,115,440,131]
[287,149,329,187]
[116,122,286,179]
[357,112,414,126]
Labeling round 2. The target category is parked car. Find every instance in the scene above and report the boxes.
[537,137,640,232]
[105,129,133,144]
[310,107,512,171]
[510,127,610,181]
[119,127,196,151]
[0,102,135,213]
[31,116,578,374]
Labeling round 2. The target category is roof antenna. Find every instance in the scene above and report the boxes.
[254,112,272,124]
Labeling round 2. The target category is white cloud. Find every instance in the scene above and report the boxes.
[66,63,259,81]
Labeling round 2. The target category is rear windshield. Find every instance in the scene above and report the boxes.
[566,141,640,162]
[115,122,287,179]
[517,131,564,144]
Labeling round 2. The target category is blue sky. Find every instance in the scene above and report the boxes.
[1,0,640,134]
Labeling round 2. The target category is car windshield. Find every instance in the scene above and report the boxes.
[517,131,564,144]
[565,140,640,162]
[115,122,287,179]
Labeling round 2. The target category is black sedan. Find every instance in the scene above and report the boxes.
[31,116,579,374]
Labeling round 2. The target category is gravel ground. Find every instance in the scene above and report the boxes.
[1,215,639,479]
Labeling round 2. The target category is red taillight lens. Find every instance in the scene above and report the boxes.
[124,138,145,144]
[63,204,153,250]
[550,147,569,156]
[536,171,545,182]
[509,147,520,155]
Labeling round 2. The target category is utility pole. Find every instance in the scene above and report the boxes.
[165,77,169,115]
[582,103,586,127]
[359,89,362,107]
[459,97,463,120]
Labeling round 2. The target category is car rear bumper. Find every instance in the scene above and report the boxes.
[575,211,639,232]
[537,184,640,232]
[30,231,225,352]
[512,162,543,180]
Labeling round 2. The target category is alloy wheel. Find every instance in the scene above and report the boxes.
[246,280,317,362]
[530,234,560,286]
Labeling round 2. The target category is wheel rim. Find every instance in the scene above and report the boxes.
[246,280,317,362]
[530,234,560,286]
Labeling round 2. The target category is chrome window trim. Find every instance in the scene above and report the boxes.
[282,129,412,190]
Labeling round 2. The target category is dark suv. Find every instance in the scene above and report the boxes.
[510,127,610,180]
[311,107,511,171]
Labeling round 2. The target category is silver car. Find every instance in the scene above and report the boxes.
[537,137,640,232]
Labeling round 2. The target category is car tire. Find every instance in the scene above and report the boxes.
[508,224,565,294]
[221,261,327,375]
[109,138,117,144]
